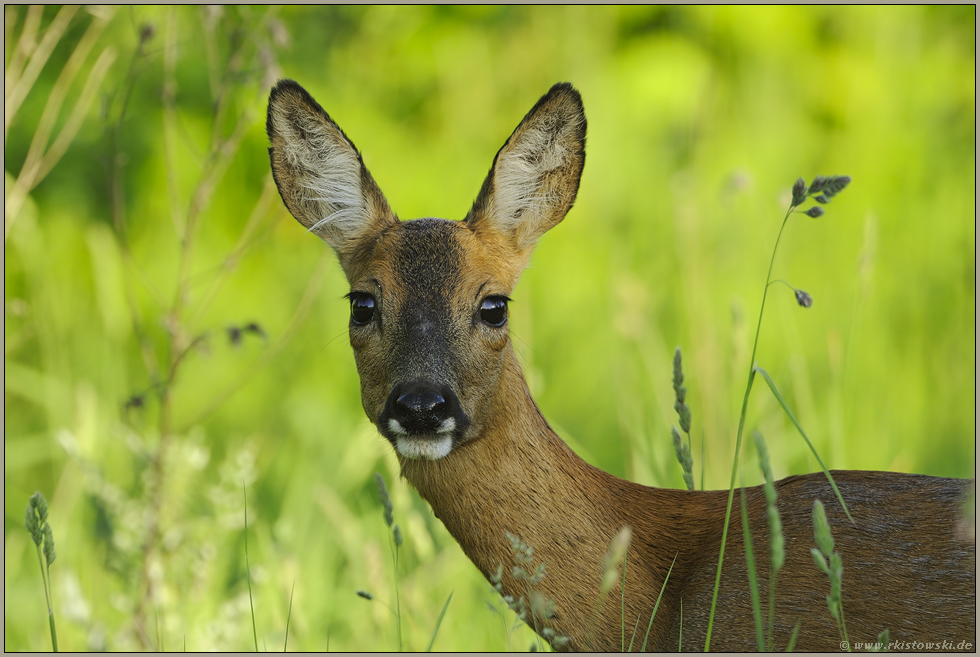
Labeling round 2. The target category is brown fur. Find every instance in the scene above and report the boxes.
[268,80,976,651]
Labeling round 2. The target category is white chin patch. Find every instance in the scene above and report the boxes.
[395,435,453,460]
[388,417,456,460]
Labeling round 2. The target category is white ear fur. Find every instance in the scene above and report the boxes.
[466,83,586,251]
[267,80,395,257]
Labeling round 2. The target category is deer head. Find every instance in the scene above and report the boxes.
[267,80,586,461]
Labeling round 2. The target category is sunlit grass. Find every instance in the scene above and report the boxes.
[5,5,973,651]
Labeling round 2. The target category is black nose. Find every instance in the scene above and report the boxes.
[393,390,449,433]
[381,381,470,439]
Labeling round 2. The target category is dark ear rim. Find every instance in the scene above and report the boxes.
[465,82,587,227]
[266,78,369,176]
[267,79,358,151]
[266,78,397,248]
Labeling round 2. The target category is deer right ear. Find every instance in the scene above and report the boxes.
[267,80,397,273]
[465,83,586,258]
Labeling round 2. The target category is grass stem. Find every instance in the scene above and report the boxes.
[244,483,258,652]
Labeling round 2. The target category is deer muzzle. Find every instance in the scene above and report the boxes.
[379,381,470,460]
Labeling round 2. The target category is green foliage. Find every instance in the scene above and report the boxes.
[4,5,974,651]
[705,170,854,649]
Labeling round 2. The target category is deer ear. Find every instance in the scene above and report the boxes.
[267,79,397,273]
[465,83,586,254]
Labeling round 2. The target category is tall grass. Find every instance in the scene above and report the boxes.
[704,175,852,649]
[5,5,973,651]
[24,492,58,652]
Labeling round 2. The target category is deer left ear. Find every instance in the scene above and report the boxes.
[267,79,398,276]
[465,83,586,254]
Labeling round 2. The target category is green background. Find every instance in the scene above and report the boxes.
[5,5,974,651]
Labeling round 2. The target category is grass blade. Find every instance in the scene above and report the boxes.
[284,580,295,651]
[425,591,453,652]
[754,366,853,523]
[706,367,757,650]
[786,620,801,652]
[740,487,765,651]
[639,554,676,652]
[677,600,683,651]
[244,483,258,651]
[621,540,628,651]
[628,612,642,653]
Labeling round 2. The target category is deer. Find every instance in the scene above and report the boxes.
[266,80,976,651]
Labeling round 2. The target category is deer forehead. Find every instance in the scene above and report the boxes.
[354,218,524,306]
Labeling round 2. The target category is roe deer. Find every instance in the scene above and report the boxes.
[267,80,976,651]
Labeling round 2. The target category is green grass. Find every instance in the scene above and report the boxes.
[5,5,974,651]
[23,492,58,652]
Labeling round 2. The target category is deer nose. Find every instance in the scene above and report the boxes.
[393,390,449,433]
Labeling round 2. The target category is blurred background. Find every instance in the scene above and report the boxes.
[4,5,974,651]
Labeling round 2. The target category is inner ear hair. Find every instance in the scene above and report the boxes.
[267,79,396,264]
[466,82,586,251]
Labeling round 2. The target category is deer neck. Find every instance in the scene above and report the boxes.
[398,349,633,627]
[401,349,600,533]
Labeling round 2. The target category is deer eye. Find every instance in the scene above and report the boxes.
[479,296,508,327]
[349,293,376,326]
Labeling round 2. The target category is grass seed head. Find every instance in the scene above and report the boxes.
[794,289,814,308]
[43,524,56,566]
[25,492,50,547]
[600,526,632,593]
[374,473,393,528]
[672,347,692,434]
[671,427,695,491]
[812,499,835,558]
[792,177,807,206]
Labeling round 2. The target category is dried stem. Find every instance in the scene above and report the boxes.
[128,9,284,643]
[5,7,116,241]
[4,5,78,139]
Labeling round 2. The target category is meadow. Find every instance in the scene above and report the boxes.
[4,6,975,651]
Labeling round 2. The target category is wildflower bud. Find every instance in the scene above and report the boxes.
[791,177,807,206]
[805,206,824,218]
[794,289,813,308]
